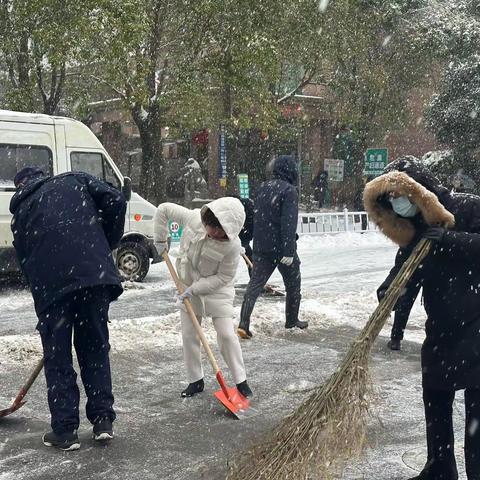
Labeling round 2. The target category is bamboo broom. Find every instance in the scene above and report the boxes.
[227,238,431,480]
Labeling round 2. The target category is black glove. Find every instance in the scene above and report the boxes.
[423,226,446,243]
[377,287,387,302]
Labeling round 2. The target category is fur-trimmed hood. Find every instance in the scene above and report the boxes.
[363,157,455,247]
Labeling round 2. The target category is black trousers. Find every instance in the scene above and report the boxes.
[391,310,410,341]
[419,387,480,480]
[37,286,116,434]
[239,252,301,329]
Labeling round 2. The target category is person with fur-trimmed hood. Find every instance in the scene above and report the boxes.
[154,197,252,399]
[364,156,480,480]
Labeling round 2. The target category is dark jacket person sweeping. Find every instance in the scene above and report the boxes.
[364,157,480,480]
[237,155,307,339]
[10,167,126,451]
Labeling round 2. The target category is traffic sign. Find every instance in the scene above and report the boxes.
[169,220,183,242]
[324,158,345,181]
[364,148,388,176]
[217,124,227,180]
[237,173,249,198]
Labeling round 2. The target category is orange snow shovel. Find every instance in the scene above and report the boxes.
[162,252,254,420]
[0,357,44,418]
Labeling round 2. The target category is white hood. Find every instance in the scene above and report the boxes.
[201,197,245,240]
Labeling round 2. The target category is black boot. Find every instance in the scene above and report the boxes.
[388,338,401,350]
[407,459,459,480]
[285,291,306,330]
[407,472,456,480]
[236,380,253,398]
[238,297,255,339]
[285,320,308,330]
[181,378,204,398]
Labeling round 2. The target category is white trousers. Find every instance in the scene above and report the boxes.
[180,309,247,385]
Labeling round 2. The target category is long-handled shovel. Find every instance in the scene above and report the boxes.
[241,253,285,297]
[162,252,254,420]
[0,357,44,418]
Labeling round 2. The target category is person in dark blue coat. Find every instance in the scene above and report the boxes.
[10,167,126,451]
[237,155,308,339]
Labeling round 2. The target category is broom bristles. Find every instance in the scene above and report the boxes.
[228,239,431,480]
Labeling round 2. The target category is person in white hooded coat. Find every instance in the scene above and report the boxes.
[154,197,252,398]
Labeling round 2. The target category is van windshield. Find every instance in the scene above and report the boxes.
[0,144,53,189]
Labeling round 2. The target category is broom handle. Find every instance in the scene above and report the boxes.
[360,237,431,340]
[242,253,253,269]
[324,238,432,395]
[238,238,433,480]
[162,252,230,397]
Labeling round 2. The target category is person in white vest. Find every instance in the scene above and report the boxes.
[154,197,252,398]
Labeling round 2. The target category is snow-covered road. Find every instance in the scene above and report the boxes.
[0,232,424,355]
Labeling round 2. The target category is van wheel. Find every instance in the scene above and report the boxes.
[116,241,150,282]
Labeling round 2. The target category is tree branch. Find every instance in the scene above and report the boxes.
[34,60,49,109]
[52,62,66,112]
[65,71,127,100]
[277,69,317,104]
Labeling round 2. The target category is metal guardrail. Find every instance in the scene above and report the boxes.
[297,209,376,235]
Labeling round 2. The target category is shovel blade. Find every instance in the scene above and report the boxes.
[0,400,26,418]
[213,387,257,420]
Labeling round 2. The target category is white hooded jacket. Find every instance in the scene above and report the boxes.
[154,197,246,317]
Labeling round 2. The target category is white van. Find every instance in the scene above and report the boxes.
[0,109,158,281]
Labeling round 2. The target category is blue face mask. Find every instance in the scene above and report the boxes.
[389,196,419,218]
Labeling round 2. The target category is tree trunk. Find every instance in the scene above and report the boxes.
[133,106,166,206]
[226,129,239,196]
[222,55,239,195]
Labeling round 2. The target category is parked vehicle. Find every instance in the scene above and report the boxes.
[0,110,157,281]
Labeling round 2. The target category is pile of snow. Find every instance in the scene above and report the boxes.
[0,232,427,367]
[297,231,394,251]
[0,335,42,366]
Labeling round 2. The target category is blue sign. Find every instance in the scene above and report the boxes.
[217,124,227,179]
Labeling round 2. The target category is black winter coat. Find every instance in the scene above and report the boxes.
[253,155,299,257]
[366,158,480,391]
[10,172,126,315]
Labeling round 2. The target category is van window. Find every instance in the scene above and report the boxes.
[70,152,121,189]
[0,144,53,190]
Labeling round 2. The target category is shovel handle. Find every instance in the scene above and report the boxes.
[162,252,226,392]
[11,357,44,409]
[24,357,44,391]
[241,253,253,269]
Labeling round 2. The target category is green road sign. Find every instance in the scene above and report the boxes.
[169,220,183,242]
[238,173,250,199]
[364,148,388,176]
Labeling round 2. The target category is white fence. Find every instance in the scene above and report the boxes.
[297,209,376,235]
